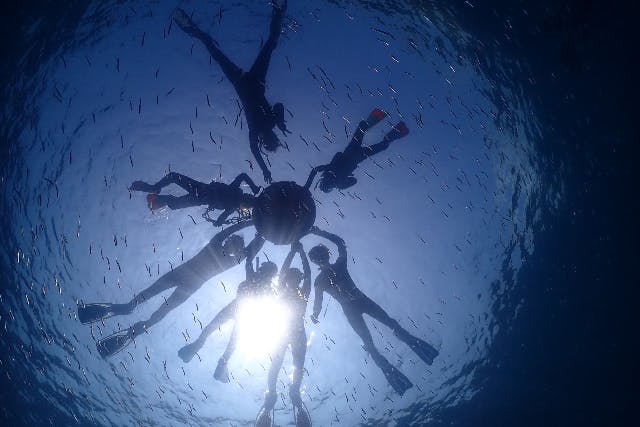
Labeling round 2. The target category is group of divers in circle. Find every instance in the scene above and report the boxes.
[78,2,438,426]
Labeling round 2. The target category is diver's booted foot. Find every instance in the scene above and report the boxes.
[366,108,388,127]
[384,121,409,142]
[96,329,133,358]
[146,194,167,210]
[129,181,159,193]
[78,303,128,324]
[255,406,273,427]
[178,342,200,363]
[213,358,230,383]
[382,365,413,396]
[172,8,194,31]
[293,403,312,427]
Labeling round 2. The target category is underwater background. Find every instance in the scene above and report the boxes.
[0,0,637,426]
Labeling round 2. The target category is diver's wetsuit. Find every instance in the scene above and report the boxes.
[310,228,438,395]
[177,236,274,366]
[173,2,288,182]
[131,172,259,225]
[124,222,258,336]
[305,120,393,191]
[267,246,310,407]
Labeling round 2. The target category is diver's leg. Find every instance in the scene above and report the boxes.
[343,308,388,367]
[361,296,439,365]
[153,172,207,194]
[124,273,177,312]
[196,301,237,345]
[220,322,239,363]
[267,342,287,399]
[249,0,287,84]
[172,9,243,84]
[214,320,241,381]
[130,286,192,338]
[344,307,412,394]
[127,235,226,317]
[359,295,404,334]
[231,172,261,194]
[289,329,307,405]
[362,140,391,158]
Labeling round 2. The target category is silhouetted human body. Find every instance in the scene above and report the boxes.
[308,227,438,395]
[83,220,258,358]
[305,109,409,192]
[130,172,259,226]
[256,242,312,427]
[173,1,290,183]
[177,236,277,380]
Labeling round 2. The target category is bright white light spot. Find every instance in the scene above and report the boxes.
[236,295,290,358]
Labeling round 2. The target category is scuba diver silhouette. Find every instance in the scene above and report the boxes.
[129,171,260,226]
[177,235,277,382]
[173,0,290,184]
[79,221,259,358]
[307,226,438,396]
[305,108,409,192]
[255,242,312,427]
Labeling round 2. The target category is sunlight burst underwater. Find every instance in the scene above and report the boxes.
[0,0,544,425]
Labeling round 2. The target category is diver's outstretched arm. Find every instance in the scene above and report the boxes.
[155,172,206,193]
[250,133,273,184]
[311,284,323,323]
[244,235,266,280]
[304,164,331,189]
[249,0,287,84]
[278,244,298,288]
[129,172,205,194]
[309,226,347,264]
[230,172,261,194]
[299,247,311,300]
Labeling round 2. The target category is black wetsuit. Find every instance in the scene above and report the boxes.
[174,3,288,182]
[131,172,259,225]
[310,228,436,394]
[305,120,390,190]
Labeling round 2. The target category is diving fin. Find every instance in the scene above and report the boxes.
[409,337,439,366]
[384,121,409,142]
[366,108,388,127]
[96,329,133,358]
[213,358,230,383]
[78,303,122,324]
[382,365,413,396]
[293,402,312,427]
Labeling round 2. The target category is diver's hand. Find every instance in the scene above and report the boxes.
[263,170,273,184]
[310,314,319,324]
[129,181,160,193]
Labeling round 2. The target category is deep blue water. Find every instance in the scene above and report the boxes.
[1,1,637,426]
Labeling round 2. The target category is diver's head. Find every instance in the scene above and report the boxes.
[308,244,330,266]
[261,129,280,152]
[223,234,245,257]
[258,261,278,281]
[318,173,336,193]
[283,267,304,288]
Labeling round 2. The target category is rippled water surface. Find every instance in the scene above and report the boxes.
[1,1,635,426]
